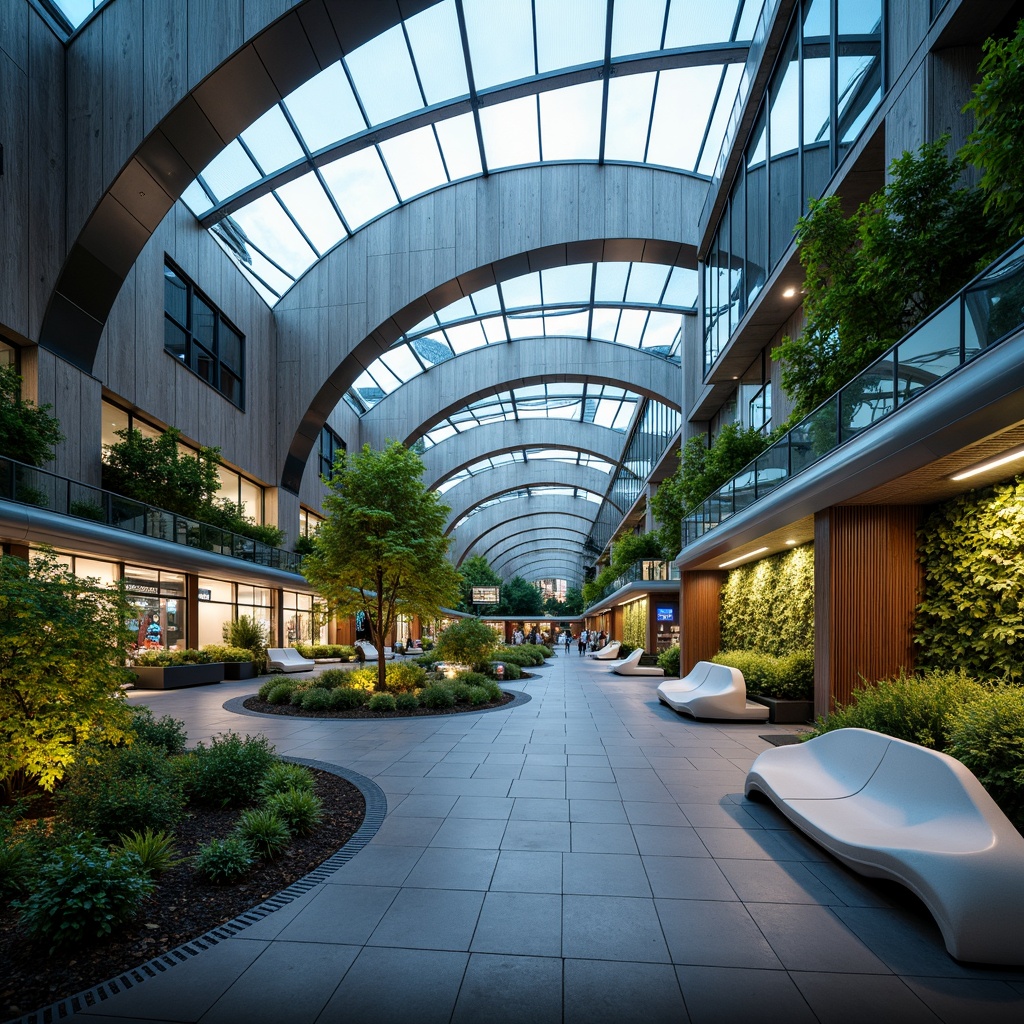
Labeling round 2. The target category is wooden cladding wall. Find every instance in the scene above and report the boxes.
[814,506,923,716]
[680,571,725,674]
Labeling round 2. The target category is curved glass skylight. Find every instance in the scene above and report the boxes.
[179,0,760,303]
[346,261,694,413]
[436,449,616,494]
[416,383,644,450]
[452,487,605,529]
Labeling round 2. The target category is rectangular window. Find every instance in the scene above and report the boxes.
[319,425,345,481]
[163,260,246,409]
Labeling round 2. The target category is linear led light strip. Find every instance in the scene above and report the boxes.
[718,546,768,568]
[950,446,1024,482]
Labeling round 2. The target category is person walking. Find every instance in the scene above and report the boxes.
[563,629,572,654]
[578,628,587,656]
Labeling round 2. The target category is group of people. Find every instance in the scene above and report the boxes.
[510,628,545,646]
[561,627,607,655]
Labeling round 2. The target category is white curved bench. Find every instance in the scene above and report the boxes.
[745,728,1024,965]
[588,641,621,660]
[355,640,394,662]
[267,647,315,673]
[658,662,767,720]
[609,648,665,677]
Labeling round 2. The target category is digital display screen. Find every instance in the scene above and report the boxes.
[656,606,675,622]
[472,586,500,604]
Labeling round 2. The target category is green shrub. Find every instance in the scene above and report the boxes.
[300,687,334,712]
[314,668,350,690]
[193,835,255,884]
[14,836,154,951]
[495,647,535,668]
[289,682,314,705]
[947,686,1024,830]
[265,788,323,836]
[133,648,212,667]
[329,687,369,710]
[535,644,553,659]
[343,667,379,692]
[222,614,269,670]
[453,671,489,688]
[415,654,439,669]
[183,732,277,807]
[234,807,291,860]
[465,685,489,706]
[488,660,521,680]
[810,669,985,749]
[259,762,315,798]
[200,644,253,663]
[118,828,182,876]
[58,743,184,841]
[383,662,427,693]
[421,685,456,709]
[617,642,634,658]
[657,645,680,677]
[368,692,398,711]
[267,682,294,705]
[0,823,45,897]
[128,706,188,756]
[395,691,420,710]
[712,649,814,700]
[435,618,499,666]
[481,679,503,701]
[294,643,355,660]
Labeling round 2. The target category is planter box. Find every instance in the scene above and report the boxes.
[131,663,225,690]
[750,696,815,724]
[222,661,256,680]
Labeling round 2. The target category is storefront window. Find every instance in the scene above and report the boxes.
[283,590,326,645]
[124,566,186,650]
[197,576,236,647]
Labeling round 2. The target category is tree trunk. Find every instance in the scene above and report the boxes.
[375,583,387,693]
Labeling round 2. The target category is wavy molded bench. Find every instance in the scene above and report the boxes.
[588,641,621,660]
[267,647,315,673]
[657,662,768,720]
[354,640,394,661]
[745,728,1024,965]
[608,648,665,676]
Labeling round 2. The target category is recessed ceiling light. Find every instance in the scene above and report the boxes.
[950,445,1024,481]
[785,539,797,545]
[719,547,769,568]
[782,287,796,298]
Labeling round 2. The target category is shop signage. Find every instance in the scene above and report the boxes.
[472,586,500,604]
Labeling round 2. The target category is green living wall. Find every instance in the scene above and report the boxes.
[622,599,647,650]
[719,545,814,656]
[915,475,1024,682]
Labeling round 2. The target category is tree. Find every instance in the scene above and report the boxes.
[774,138,1004,418]
[434,618,498,668]
[961,19,1024,240]
[0,551,135,798]
[562,587,585,615]
[303,442,462,691]
[0,364,64,467]
[497,575,544,616]
[457,554,502,614]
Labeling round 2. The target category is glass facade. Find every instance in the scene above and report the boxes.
[703,0,883,371]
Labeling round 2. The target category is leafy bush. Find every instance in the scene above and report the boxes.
[481,679,503,701]
[289,682,314,705]
[383,662,427,692]
[15,836,154,950]
[810,670,985,749]
[329,687,369,710]
[300,687,334,712]
[368,692,398,711]
[118,828,182,876]
[265,788,323,836]
[947,686,1024,831]
[200,644,253,663]
[395,691,420,710]
[259,762,315,798]
[128,706,188,756]
[223,614,269,670]
[312,668,349,690]
[133,648,212,667]
[234,807,291,860]
[58,743,184,841]
[193,836,255,884]
[0,363,64,466]
[464,685,489,706]
[617,643,634,659]
[0,841,36,898]
[657,645,680,677]
[294,644,355,660]
[488,660,521,680]
[452,671,489,688]
[258,677,283,700]
[712,649,814,700]
[435,618,499,666]
[535,645,554,659]
[415,654,439,669]
[342,667,380,692]
[182,733,277,807]
[267,682,293,705]
[421,685,456,709]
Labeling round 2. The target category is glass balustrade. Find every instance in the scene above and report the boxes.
[598,559,680,600]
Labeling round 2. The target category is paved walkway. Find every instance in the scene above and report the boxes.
[70,654,1024,1023]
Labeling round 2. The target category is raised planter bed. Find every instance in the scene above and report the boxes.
[750,695,814,724]
[131,663,225,689]
[222,661,256,680]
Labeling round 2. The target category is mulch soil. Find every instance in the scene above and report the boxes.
[242,689,517,719]
[0,769,365,1023]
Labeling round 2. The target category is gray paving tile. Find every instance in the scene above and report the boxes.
[631,823,708,857]
[562,894,670,962]
[448,795,515,819]
[791,972,943,1024]
[565,765,617,782]
[569,821,638,854]
[501,818,572,852]
[510,797,570,821]
[717,858,844,905]
[562,852,651,897]
[564,958,690,1024]
[623,800,691,827]
[675,965,817,1024]
[566,780,621,801]
[368,887,485,950]
[694,825,830,862]
[508,779,566,799]
[902,977,1024,1023]
[452,954,563,1023]
[404,846,499,890]
[641,856,738,901]
[471,762,523,779]
[387,793,459,818]
[470,891,562,956]
[370,815,445,847]
[327,844,423,886]
[802,860,894,908]
[277,884,398,944]
[429,816,508,849]
[490,850,564,894]
[677,801,763,828]
[655,898,782,968]
[569,798,628,823]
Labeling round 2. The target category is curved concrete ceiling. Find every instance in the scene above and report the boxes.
[497,554,585,584]
[489,540,588,577]
[473,526,590,567]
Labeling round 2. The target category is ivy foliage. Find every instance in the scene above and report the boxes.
[622,599,647,651]
[582,532,664,607]
[773,138,1005,419]
[0,364,64,467]
[719,545,814,657]
[0,551,135,797]
[914,476,1024,682]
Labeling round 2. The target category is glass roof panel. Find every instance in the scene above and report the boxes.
[274,173,346,254]
[641,310,684,353]
[502,272,543,309]
[539,81,603,161]
[535,0,608,72]
[379,127,449,200]
[379,344,423,384]
[663,266,699,307]
[590,307,621,340]
[180,180,212,217]
[481,316,510,343]
[626,262,670,303]
[736,0,763,39]
[541,264,594,304]
[463,0,536,90]
[445,320,489,354]
[471,286,502,315]
[611,0,667,56]
[344,25,423,126]
[320,148,398,229]
[230,195,316,277]
[241,106,304,176]
[603,73,656,163]
[647,65,722,169]
[404,1,470,105]
[201,141,262,202]
[697,62,745,175]
[480,96,540,169]
[544,311,591,337]
[411,335,454,367]
[434,113,484,179]
[664,0,741,47]
[506,314,543,340]
[615,308,648,347]
[284,64,365,153]
[594,262,631,302]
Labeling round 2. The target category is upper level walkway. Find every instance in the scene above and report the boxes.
[67,654,1024,1023]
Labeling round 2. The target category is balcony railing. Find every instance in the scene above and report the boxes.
[600,559,680,601]
[682,239,1024,548]
[0,457,302,574]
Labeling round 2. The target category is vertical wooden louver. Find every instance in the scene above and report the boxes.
[815,506,923,717]
[680,571,725,674]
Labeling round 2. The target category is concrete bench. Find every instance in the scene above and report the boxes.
[657,662,768,720]
[355,640,394,662]
[588,641,621,660]
[267,647,315,673]
[608,648,665,677]
[744,728,1024,964]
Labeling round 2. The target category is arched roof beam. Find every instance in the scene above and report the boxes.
[485,534,588,575]
[496,554,585,585]
[471,525,590,568]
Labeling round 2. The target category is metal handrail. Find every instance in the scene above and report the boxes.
[599,559,680,601]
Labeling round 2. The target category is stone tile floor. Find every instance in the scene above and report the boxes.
[69,654,1024,1023]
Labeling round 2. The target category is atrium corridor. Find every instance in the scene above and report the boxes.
[67,657,1024,1024]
